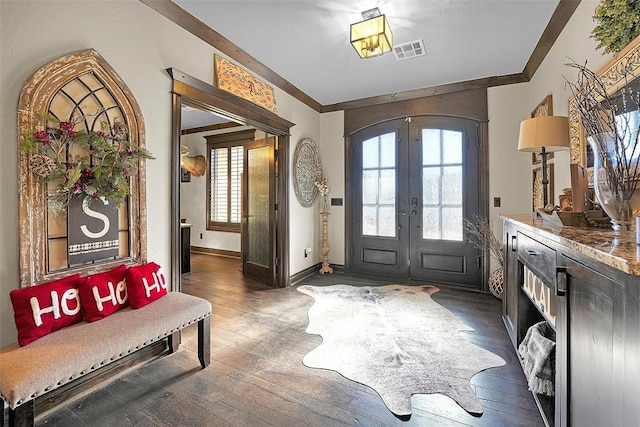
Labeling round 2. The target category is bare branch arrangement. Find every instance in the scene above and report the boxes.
[565,60,640,207]
[463,214,503,266]
[314,176,329,213]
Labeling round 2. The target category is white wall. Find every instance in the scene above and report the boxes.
[487,82,532,238]
[484,0,610,267]
[281,94,323,275]
[179,129,253,253]
[0,0,320,346]
[319,111,346,266]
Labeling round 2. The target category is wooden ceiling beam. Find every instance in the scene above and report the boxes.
[181,122,242,135]
[522,0,582,80]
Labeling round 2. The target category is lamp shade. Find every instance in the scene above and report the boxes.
[351,14,393,59]
[518,116,570,152]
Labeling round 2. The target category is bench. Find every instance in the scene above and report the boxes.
[0,291,211,427]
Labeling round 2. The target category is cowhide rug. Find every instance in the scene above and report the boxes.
[297,284,505,417]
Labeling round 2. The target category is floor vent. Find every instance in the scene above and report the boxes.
[393,39,426,61]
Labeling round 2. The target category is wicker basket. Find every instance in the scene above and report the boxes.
[489,268,504,300]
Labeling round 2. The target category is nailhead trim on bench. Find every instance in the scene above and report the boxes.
[0,292,212,415]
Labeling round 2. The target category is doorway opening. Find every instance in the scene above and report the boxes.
[168,69,294,290]
[347,115,483,288]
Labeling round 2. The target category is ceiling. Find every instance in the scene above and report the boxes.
[180,104,229,129]
[172,0,564,109]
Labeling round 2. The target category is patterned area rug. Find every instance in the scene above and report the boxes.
[297,284,505,417]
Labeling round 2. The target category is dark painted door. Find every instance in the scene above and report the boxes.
[349,116,481,287]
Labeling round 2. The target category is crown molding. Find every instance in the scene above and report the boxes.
[141,0,580,113]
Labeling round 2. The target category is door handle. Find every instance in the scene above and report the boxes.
[411,210,417,216]
[399,210,407,216]
[556,266,567,296]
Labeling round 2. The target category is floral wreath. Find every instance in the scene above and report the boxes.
[20,113,153,214]
[314,175,330,212]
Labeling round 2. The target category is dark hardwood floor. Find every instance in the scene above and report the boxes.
[38,254,543,426]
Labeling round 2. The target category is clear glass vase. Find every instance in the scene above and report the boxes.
[587,133,640,231]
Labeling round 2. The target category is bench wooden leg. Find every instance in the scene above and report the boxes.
[9,400,34,427]
[198,317,210,368]
[168,331,180,354]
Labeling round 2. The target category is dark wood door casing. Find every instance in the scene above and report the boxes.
[168,68,293,288]
[345,88,489,289]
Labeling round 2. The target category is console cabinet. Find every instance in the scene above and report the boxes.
[502,215,640,427]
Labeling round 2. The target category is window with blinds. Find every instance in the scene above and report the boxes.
[205,130,255,232]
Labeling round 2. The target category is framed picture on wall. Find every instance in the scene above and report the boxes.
[532,164,554,211]
[531,94,554,165]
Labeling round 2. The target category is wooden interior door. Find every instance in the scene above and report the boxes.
[242,137,276,286]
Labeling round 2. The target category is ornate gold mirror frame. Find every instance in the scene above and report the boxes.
[569,34,640,168]
[18,49,147,287]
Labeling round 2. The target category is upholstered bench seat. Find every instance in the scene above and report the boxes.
[0,292,211,426]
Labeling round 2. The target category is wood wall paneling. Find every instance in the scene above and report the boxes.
[344,88,488,135]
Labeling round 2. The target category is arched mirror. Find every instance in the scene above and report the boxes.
[18,49,147,287]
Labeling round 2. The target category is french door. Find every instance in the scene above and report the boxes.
[349,116,481,287]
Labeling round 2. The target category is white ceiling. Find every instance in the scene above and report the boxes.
[173,0,560,107]
[180,105,229,129]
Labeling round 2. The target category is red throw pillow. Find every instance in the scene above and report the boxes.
[10,275,82,346]
[125,262,168,308]
[78,265,128,322]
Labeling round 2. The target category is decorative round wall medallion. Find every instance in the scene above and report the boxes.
[293,137,321,207]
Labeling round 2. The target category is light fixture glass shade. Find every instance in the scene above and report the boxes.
[350,14,393,59]
[518,116,570,152]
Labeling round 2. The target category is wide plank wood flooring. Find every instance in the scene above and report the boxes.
[38,254,543,426]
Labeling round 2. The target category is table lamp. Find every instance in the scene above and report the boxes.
[518,116,570,209]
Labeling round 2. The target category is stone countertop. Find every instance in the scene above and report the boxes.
[501,214,640,276]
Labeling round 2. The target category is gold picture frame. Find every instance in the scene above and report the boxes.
[568,33,640,169]
[533,164,554,211]
[213,54,277,114]
[531,94,554,165]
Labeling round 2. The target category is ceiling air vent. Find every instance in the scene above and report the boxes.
[393,39,426,61]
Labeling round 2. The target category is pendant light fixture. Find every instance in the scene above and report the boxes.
[350,7,393,59]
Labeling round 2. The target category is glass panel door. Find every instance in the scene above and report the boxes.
[242,137,276,285]
[350,119,410,278]
[349,116,481,288]
[409,116,480,286]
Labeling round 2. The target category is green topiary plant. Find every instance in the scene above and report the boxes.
[592,0,640,55]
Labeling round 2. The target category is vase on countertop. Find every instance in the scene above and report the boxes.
[588,133,640,232]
